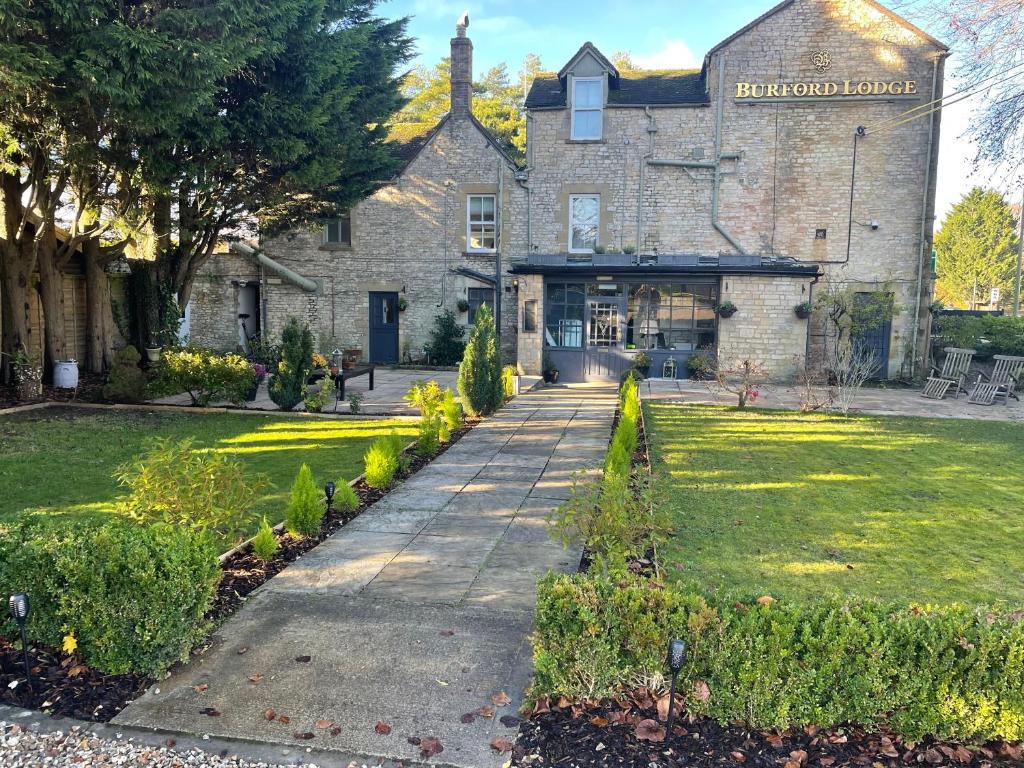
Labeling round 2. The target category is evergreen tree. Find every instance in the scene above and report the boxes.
[457,305,502,416]
[934,187,1020,309]
[424,310,466,365]
[269,318,314,411]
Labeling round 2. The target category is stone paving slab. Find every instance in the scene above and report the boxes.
[116,384,616,768]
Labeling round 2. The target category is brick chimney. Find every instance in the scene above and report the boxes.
[450,12,472,119]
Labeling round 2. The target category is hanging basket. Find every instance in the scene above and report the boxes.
[715,302,738,319]
[794,302,813,319]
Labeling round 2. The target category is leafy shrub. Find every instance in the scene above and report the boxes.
[935,314,1024,359]
[458,304,503,417]
[416,417,442,458]
[0,515,219,676]
[269,318,314,410]
[502,364,517,398]
[333,480,360,513]
[252,517,279,561]
[442,388,463,430]
[158,347,255,406]
[424,310,465,365]
[404,379,445,418]
[533,573,1024,742]
[103,345,147,402]
[303,382,331,413]
[348,391,364,413]
[285,463,324,537]
[364,436,400,489]
[115,437,266,544]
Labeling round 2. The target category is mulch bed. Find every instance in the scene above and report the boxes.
[0,420,476,722]
[0,372,107,409]
[511,697,1024,768]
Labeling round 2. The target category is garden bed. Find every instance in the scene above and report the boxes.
[0,372,108,409]
[0,420,474,722]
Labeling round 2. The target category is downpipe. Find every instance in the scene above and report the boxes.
[230,241,319,293]
[712,57,746,254]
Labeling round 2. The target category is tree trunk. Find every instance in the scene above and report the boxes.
[37,223,68,375]
[83,236,115,373]
[0,172,37,383]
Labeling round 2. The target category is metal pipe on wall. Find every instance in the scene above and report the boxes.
[712,57,746,255]
[495,155,503,346]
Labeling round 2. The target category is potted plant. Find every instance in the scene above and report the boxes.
[308,352,329,383]
[144,338,163,363]
[456,298,471,313]
[715,301,738,318]
[246,363,267,401]
[542,351,559,384]
[795,301,813,319]
[398,297,408,312]
[342,347,362,370]
[634,350,651,378]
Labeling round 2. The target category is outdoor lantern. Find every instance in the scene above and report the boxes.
[8,593,33,693]
[331,348,343,370]
[665,638,686,733]
[324,481,336,511]
[663,357,678,379]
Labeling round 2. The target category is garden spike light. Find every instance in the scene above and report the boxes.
[665,638,686,734]
[9,593,33,693]
[324,481,336,512]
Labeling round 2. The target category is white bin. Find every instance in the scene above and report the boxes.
[53,359,79,389]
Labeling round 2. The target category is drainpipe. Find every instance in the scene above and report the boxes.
[230,242,319,293]
[637,106,656,255]
[496,155,503,347]
[910,55,941,378]
[712,57,745,254]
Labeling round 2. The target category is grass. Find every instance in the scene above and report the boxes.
[645,403,1024,605]
[0,407,417,547]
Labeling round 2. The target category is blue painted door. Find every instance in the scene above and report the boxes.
[369,292,399,363]
[852,292,892,379]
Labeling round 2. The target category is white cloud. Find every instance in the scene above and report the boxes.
[633,40,699,70]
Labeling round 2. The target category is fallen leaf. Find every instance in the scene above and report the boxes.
[277,715,291,725]
[263,708,276,721]
[499,715,521,728]
[475,705,495,718]
[165,739,176,748]
[435,679,449,687]
[783,761,800,768]
[329,726,342,737]
[530,697,551,717]
[634,719,666,742]
[407,736,421,746]
[459,713,476,724]
[192,684,209,694]
[730,751,747,763]
[789,749,808,765]
[248,674,263,685]
[819,758,836,767]
[766,734,784,748]
[692,680,711,702]
[294,655,311,663]
[293,732,314,741]
[419,737,444,758]
[67,665,89,678]
[375,720,392,735]
[590,716,609,726]
[924,748,944,764]
[491,691,512,707]
[199,707,221,717]
[439,630,455,637]
[315,719,333,730]
[490,736,514,753]
[236,647,249,655]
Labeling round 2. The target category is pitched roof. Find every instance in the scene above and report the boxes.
[385,119,447,176]
[557,42,620,83]
[526,69,708,109]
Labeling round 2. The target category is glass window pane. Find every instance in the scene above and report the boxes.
[481,196,495,220]
[469,196,482,220]
[570,196,599,251]
[561,319,583,347]
[572,109,602,139]
[523,299,537,332]
[566,284,586,304]
[547,283,566,303]
[325,221,339,243]
[574,79,602,108]
[338,214,351,245]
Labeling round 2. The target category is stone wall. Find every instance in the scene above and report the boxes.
[515,273,544,375]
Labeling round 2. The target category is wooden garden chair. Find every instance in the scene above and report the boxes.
[967,355,1024,406]
[922,347,976,400]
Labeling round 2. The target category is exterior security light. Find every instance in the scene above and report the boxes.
[324,481,336,511]
[9,593,33,693]
[665,638,686,734]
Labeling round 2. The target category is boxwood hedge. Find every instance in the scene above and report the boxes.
[533,573,1024,742]
[0,515,220,676]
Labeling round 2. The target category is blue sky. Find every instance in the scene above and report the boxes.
[379,0,1015,224]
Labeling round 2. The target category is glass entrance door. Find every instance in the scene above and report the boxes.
[584,298,623,380]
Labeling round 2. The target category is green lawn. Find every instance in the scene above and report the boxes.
[0,408,416,546]
[646,403,1024,604]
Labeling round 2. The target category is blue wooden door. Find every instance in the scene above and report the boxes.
[369,292,399,363]
[852,292,892,379]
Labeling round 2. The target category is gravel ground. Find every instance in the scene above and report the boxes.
[0,722,323,768]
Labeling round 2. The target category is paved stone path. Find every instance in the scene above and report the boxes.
[115,384,615,768]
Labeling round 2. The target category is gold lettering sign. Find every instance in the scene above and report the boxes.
[736,80,917,99]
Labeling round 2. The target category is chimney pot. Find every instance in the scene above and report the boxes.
[450,13,472,118]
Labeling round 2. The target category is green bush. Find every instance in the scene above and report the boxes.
[415,416,442,458]
[285,463,324,537]
[424,310,466,365]
[935,314,1024,359]
[364,436,399,489]
[332,480,360,513]
[158,347,255,406]
[404,379,444,418]
[269,318,314,410]
[457,304,503,417]
[533,573,1024,742]
[502,364,517,398]
[103,345,147,402]
[115,437,266,545]
[442,388,463,430]
[0,516,219,676]
[252,517,279,561]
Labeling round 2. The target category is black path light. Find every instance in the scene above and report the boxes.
[324,481,336,512]
[665,638,686,735]
[9,593,33,693]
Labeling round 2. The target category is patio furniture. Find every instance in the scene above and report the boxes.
[333,364,375,408]
[967,355,1024,406]
[922,347,976,399]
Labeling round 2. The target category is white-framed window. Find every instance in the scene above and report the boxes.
[466,194,497,252]
[569,194,600,253]
[571,76,603,140]
[322,213,351,246]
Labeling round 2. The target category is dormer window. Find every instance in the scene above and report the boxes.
[571,77,603,140]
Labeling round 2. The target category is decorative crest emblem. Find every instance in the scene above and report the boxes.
[810,50,832,74]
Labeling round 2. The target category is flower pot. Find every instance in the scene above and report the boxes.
[795,305,812,319]
[717,306,737,319]
[245,377,263,402]
[543,369,559,384]
[145,346,162,363]
[53,360,79,389]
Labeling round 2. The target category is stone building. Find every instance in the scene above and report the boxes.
[190,0,946,382]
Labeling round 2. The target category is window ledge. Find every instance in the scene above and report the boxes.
[319,243,353,252]
[463,251,497,257]
[566,138,606,144]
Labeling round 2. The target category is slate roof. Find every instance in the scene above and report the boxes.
[525,69,708,109]
[385,120,446,174]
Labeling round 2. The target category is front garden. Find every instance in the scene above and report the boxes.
[525,387,1024,766]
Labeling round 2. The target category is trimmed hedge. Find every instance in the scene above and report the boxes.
[0,516,220,676]
[533,573,1024,742]
[935,315,1024,358]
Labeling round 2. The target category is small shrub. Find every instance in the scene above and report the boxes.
[103,346,147,402]
[115,437,266,544]
[404,379,445,419]
[502,364,517,398]
[269,318,315,411]
[252,517,279,561]
[285,463,324,537]
[332,480,360,513]
[364,437,399,489]
[458,304,503,416]
[387,432,413,473]
[424,310,466,365]
[442,388,463,429]
[303,382,331,413]
[0,516,219,676]
[158,347,255,406]
[416,417,442,458]
[348,391,364,413]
